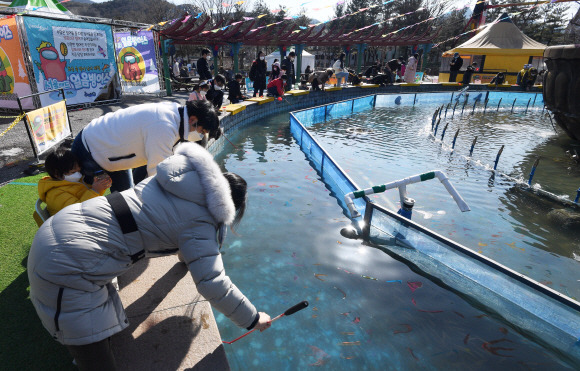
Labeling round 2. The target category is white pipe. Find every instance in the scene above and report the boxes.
[344,170,470,219]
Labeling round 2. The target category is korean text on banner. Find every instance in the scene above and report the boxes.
[114,30,160,93]
[25,100,70,155]
[23,17,120,106]
[0,16,33,109]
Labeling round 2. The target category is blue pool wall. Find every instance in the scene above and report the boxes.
[287,92,580,367]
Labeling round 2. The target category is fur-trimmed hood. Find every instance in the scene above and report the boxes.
[155,142,235,225]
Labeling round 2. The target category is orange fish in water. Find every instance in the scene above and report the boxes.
[482,338,515,357]
[308,345,330,366]
[314,274,327,281]
[393,324,412,334]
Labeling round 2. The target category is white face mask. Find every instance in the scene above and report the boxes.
[260,56,265,60]
[205,55,210,60]
[64,172,82,182]
[188,125,203,142]
[200,90,207,97]
[214,84,222,91]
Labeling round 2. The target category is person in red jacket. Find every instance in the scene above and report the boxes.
[266,74,287,98]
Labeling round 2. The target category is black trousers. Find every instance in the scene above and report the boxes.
[66,337,117,371]
[449,70,459,82]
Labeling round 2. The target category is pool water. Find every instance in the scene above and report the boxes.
[307,97,580,301]
[212,110,576,370]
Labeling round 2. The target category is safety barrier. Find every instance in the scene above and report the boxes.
[290,94,580,367]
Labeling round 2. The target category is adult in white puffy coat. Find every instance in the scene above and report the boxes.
[27,142,271,370]
[71,100,222,193]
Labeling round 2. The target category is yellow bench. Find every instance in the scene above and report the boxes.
[245,96,275,105]
[400,83,421,87]
[221,104,246,115]
[286,90,310,96]
[440,82,462,86]
[324,86,342,92]
[359,84,380,88]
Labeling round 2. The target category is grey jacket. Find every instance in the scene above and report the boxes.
[27,143,257,346]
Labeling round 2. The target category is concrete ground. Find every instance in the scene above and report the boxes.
[112,256,229,371]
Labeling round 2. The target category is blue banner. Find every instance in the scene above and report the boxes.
[22,17,120,106]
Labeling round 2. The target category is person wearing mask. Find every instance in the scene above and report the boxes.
[206,74,226,110]
[333,53,349,87]
[516,64,531,86]
[196,48,213,81]
[270,60,281,82]
[449,52,463,82]
[308,68,334,91]
[266,74,287,98]
[70,100,221,193]
[188,82,209,101]
[404,53,419,83]
[27,142,272,371]
[461,62,477,85]
[227,73,249,104]
[522,67,538,91]
[249,51,267,97]
[37,147,111,219]
[489,72,505,86]
[280,51,296,91]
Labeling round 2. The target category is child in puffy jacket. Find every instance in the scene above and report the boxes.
[267,74,287,97]
[37,147,111,218]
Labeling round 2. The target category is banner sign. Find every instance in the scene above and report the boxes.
[114,30,160,93]
[22,17,120,106]
[0,16,33,109]
[25,100,70,155]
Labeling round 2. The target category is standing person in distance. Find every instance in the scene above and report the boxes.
[280,51,296,91]
[449,52,463,82]
[404,53,419,83]
[333,53,349,87]
[196,48,213,82]
[249,51,267,97]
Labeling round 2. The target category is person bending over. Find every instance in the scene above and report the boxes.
[28,142,272,371]
[206,74,226,111]
[267,74,287,97]
[309,69,334,91]
[227,73,249,104]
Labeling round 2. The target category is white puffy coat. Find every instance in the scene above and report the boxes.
[27,143,258,346]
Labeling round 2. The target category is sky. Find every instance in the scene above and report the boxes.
[90,0,579,24]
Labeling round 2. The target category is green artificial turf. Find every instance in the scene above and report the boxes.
[0,173,75,370]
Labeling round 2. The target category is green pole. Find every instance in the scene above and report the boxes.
[356,43,367,74]
[161,39,172,96]
[294,44,304,89]
[231,42,242,74]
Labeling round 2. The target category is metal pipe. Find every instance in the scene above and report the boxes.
[444,103,450,117]
[525,98,531,114]
[469,136,478,157]
[483,99,489,113]
[461,99,467,115]
[438,104,444,119]
[471,99,477,114]
[431,108,439,129]
[493,145,505,170]
[511,98,517,113]
[533,94,537,107]
[528,157,540,185]
[344,170,471,218]
[440,122,449,141]
[497,97,502,112]
[575,187,580,203]
[452,129,460,149]
[433,118,441,136]
[452,101,459,118]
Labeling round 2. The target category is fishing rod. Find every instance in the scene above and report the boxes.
[222,301,309,344]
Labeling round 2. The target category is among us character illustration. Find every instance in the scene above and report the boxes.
[0,57,13,93]
[120,52,142,81]
[31,115,45,140]
[35,41,67,82]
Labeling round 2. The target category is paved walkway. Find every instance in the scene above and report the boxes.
[112,256,230,370]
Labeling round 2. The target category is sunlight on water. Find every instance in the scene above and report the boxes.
[212,108,576,370]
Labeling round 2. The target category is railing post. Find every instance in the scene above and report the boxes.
[361,199,374,242]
